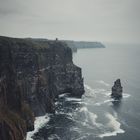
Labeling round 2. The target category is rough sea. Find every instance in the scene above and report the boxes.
[27,44,140,140]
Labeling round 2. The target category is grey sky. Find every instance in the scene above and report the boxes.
[0,0,140,43]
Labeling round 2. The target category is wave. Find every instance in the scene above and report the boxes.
[75,135,89,140]
[97,80,110,87]
[84,84,111,97]
[84,84,95,93]
[58,93,70,98]
[101,91,111,96]
[70,127,82,133]
[94,92,131,106]
[94,88,106,94]
[48,134,61,140]
[65,97,82,102]
[123,93,131,98]
[79,107,102,128]
[26,114,50,140]
[98,113,125,138]
[84,84,96,97]
[94,99,114,106]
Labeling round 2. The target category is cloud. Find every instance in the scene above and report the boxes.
[0,0,140,43]
[0,0,21,16]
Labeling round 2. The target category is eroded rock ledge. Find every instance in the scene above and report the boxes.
[0,36,84,140]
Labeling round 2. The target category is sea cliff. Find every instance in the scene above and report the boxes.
[0,36,84,140]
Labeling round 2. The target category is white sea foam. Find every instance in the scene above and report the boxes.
[94,88,106,93]
[26,114,50,140]
[70,127,82,133]
[102,92,131,99]
[65,97,82,102]
[101,90,131,99]
[97,80,110,87]
[79,107,92,127]
[101,91,111,96]
[99,113,125,138]
[88,111,103,127]
[123,93,131,98]
[79,107,102,127]
[59,93,70,98]
[59,93,67,98]
[94,92,131,106]
[84,84,96,97]
[94,99,114,106]
[79,106,88,112]
[84,84,94,93]
[75,135,89,140]
[48,134,61,140]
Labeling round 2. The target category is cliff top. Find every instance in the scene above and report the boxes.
[0,36,69,50]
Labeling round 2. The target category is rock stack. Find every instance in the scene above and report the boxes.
[111,79,123,99]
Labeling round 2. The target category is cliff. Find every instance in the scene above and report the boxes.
[0,36,84,140]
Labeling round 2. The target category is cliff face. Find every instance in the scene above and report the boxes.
[0,38,34,140]
[0,36,84,140]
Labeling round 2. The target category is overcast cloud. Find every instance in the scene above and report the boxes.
[0,0,140,43]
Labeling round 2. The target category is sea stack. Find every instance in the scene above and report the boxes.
[111,79,123,99]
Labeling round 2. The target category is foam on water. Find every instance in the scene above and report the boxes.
[84,84,94,91]
[59,93,70,98]
[75,135,89,140]
[94,99,114,106]
[70,127,82,133]
[101,90,131,99]
[123,93,131,98]
[97,80,110,87]
[26,114,50,140]
[84,84,96,97]
[94,93,131,107]
[65,97,82,102]
[104,92,131,99]
[88,111,103,127]
[101,91,111,96]
[79,107,102,128]
[99,113,125,138]
[94,88,106,94]
[48,134,61,140]
[79,106,88,112]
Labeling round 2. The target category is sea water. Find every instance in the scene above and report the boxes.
[27,44,140,140]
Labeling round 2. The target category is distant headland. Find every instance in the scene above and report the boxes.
[63,40,106,52]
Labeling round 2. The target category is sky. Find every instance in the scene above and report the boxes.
[0,0,140,43]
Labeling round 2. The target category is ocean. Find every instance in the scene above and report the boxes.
[27,44,140,140]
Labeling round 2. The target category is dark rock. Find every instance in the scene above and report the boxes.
[0,41,34,140]
[111,79,123,99]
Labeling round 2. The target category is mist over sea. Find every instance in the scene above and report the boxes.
[27,44,140,140]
